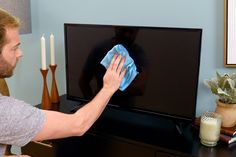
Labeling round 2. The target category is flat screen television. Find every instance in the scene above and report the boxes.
[64,23,202,122]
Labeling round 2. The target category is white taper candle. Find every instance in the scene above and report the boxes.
[50,33,55,65]
[41,34,47,70]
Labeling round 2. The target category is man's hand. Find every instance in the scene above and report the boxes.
[103,54,126,93]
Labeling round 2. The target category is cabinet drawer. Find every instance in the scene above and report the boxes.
[56,133,155,157]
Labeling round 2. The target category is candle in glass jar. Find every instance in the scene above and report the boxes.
[41,34,46,70]
[50,33,55,65]
[199,112,222,147]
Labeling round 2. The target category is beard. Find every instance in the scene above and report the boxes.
[0,56,15,78]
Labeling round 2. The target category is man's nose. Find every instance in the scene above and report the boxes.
[17,49,23,58]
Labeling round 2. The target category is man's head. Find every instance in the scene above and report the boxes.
[0,9,23,78]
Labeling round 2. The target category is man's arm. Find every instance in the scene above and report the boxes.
[33,54,126,141]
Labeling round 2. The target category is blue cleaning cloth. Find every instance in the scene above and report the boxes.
[100,44,139,91]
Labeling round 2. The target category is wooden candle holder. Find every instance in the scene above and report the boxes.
[49,64,60,104]
[40,69,52,110]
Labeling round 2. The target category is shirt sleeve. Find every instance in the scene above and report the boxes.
[0,95,45,147]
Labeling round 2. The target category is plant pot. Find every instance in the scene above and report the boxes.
[215,100,236,127]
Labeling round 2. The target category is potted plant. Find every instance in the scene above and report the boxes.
[204,71,236,127]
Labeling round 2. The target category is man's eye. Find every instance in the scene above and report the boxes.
[13,47,18,51]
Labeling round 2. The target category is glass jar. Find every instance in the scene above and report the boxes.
[199,112,222,147]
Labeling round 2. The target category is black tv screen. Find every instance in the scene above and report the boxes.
[64,23,202,121]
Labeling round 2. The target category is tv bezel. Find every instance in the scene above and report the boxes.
[64,23,202,122]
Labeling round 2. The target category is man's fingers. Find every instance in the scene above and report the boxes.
[108,53,123,71]
[116,56,125,73]
[108,53,118,70]
[120,68,127,78]
[113,54,123,71]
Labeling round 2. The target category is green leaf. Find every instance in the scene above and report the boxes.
[204,71,236,104]
[217,88,230,96]
[227,78,235,89]
[204,80,218,94]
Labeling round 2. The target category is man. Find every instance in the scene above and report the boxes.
[0,9,126,157]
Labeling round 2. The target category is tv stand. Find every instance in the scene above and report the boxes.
[171,120,190,135]
[35,95,236,157]
[174,121,184,135]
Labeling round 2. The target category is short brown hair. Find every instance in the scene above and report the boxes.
[0,8,20,53]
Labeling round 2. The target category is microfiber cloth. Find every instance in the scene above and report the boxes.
[100,44,138,91]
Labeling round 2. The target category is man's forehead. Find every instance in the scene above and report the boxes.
[5,27,20,44]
